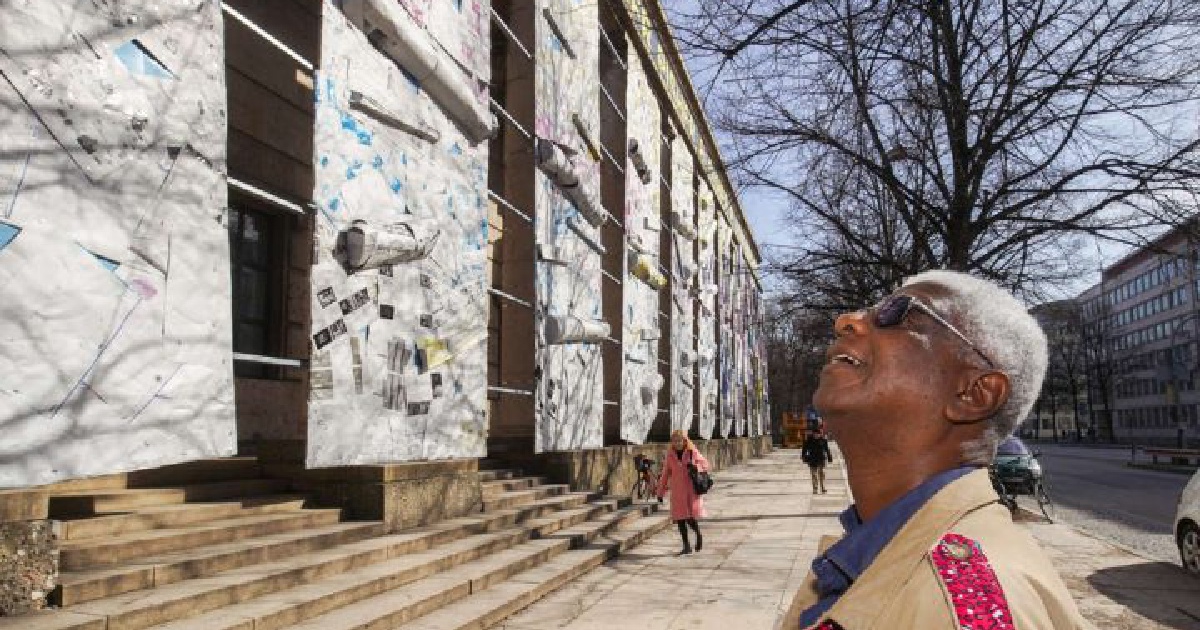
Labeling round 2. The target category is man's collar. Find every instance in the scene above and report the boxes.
[822,466,977,586]
[822,467,1001,629]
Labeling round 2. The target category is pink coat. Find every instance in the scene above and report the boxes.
[656,447,710,521]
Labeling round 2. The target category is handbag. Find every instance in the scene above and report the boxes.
[687,452,714,495]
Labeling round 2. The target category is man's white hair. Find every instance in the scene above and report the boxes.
[902,270,1048,465]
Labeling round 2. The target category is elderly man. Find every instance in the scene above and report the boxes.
[783,271,1094,630]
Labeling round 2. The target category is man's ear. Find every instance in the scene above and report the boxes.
[947,371,1010,424]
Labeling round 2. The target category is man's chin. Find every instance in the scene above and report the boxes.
[811,385,842,416]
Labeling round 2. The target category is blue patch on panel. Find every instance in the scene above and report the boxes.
[0,222,20,252]
[115,40,174,79]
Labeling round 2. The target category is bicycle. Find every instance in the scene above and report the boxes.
[1031,476,1055,521]
[631,454,659,502]
[989,467,1019,516]
[989,463,1055,522]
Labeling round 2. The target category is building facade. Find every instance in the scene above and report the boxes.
[0,2,771,609]
[1078,227,1200,445]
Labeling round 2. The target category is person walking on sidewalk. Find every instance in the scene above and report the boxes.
[657,429,710,555]
[802,429,833,494]
[782,270,1094,630]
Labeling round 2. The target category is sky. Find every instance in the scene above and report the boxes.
[661,3,1133,302]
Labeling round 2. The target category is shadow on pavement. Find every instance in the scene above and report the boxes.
[703,513,843,523]
[727,492,814,497]
[1087,562,1200,630]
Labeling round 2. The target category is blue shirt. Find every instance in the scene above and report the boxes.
[798,466,978,628]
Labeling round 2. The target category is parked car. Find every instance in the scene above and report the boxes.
[1177,469,1200,576]
[992,436,1043,495]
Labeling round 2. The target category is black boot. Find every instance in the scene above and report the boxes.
[677,521,693,555]
[688,519,703,552]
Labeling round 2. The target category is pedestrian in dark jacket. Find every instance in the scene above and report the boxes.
[802,430,833,493]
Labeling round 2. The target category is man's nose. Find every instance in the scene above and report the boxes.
[833,310,870,337]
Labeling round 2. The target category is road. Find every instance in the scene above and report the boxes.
[1023,444,1193,563]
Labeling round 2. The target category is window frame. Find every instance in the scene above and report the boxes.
[226,194,293,380]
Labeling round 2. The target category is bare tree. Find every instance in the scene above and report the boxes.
[1033,300,1088,438]
[670,0,1200,301]
[763,296,835,425]
[1080,293,1120,441]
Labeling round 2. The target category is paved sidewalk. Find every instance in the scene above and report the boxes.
[498,449,848,630]
[498,448,1200,630]
[1023,520,1200,629]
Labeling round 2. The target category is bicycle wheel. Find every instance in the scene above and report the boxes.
[999,492,1018,516]
[989,471,1018,516]
[643,475,658,501]
[1034,479,1055,522]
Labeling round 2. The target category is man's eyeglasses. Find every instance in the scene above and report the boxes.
[871,294,996,368]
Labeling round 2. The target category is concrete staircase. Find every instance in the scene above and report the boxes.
[6,465,670,630]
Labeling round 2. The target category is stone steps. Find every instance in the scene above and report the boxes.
[57,520,386,606]
[49,479,291,516]
[45,458,263,495]
[475,470,519,483]
[479,477,540,498]
[4,473,668,630]
[480,484,569,512]
[143,530,557,630]
[285,508,671,630]
[58,494,310,541]
[70,528,535,630]
[101,500,641,630]
[59,508,344,571]
[401,517,670,630]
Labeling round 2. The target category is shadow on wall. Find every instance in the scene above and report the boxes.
[1,1,236,489]
[1085,562,1200,630]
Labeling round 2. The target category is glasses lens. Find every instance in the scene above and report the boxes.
[874,295,912,327]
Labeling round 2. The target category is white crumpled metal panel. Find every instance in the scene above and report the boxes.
[669,136,696,435]
[695,182,719,439]
[733,248,750,437]
[619,53,662,445]
[717,215,737,438]
[533,0,604,452]
[748,288,767,437]
[307,0,490,466]
[0,0,234,488]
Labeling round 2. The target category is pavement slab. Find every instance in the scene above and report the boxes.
[498,450,845,630]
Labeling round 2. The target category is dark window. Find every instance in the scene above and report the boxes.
[228,204,286,378]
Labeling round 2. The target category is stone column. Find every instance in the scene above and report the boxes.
[0,490,56,616]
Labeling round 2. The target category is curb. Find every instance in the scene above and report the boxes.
[1023,442,1131,450]
[1016,507,1168,564]
[1125,462,1198,476]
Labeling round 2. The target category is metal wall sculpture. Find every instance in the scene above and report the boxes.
[717,215,737,438]
[534,0,606,452]
[695,183,719,439]
[0,0,234,487]
[669,136,696,434]
[307,0,493,466]
[733,248,750,437]
[619,53,664,444]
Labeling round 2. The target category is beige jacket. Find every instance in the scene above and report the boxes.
[780,469,1095,630]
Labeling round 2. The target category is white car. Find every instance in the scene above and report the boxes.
[1178,469,1200,576]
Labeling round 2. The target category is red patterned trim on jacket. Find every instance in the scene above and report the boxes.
[809,620,844,630]
[931,532,1015,629]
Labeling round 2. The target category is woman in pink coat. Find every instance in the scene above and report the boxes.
[656,430,711,554]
